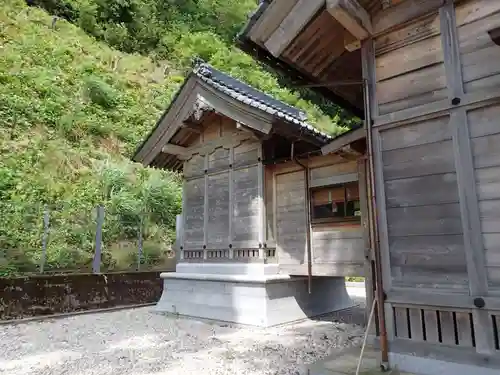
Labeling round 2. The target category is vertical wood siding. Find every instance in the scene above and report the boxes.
[232,165,260,244]
[206,171,230,247]
[367,0,500,361]
[275,170,307,266]
[181,118,263,254]
[468,103,500,291]
[183,177,205,248]
[378,116,468,290]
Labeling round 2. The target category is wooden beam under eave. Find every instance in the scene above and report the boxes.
[161,144,190,159]
[326,0,373,41]
[337,145,363,160]
[181,121,203,134]
[264,0,325,58]
[321,126,365,155]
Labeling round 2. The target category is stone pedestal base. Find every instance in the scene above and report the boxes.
[156,265,354,327]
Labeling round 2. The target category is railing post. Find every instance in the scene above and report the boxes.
[92,205,104,274]
[40,205,49,273]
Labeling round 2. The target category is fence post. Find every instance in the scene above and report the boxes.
[92,205,105,274]
[137,214,143,271]
[40,205,49,273]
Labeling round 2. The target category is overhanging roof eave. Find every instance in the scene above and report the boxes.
[235,35,364,120]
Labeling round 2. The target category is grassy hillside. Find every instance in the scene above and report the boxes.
[1,1,185,274]
[0,0,355,275]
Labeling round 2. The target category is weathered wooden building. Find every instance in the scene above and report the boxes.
[133,62,368,327]
[238,0,500,373]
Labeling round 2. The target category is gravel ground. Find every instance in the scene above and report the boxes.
[0,296,366,375]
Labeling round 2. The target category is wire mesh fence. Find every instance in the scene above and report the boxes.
[0,202,177,276]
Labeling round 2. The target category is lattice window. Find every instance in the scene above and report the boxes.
[311,182,360,223]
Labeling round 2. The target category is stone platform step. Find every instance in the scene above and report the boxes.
[157,271,354,327]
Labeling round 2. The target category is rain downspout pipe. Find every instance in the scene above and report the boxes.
[291,141,313,294]
[364,78,389,368]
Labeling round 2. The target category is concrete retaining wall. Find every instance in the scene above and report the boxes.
[0,272,164,320]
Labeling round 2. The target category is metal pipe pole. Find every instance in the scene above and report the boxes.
[364,78,389,367]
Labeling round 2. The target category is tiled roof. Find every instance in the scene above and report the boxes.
[193,62,332,141]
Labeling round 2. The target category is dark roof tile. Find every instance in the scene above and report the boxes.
[193,62,332,140]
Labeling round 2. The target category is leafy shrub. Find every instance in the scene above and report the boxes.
[85,77,119,109]
[29,0,79,22]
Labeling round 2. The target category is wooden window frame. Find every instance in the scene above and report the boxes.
[310,181,361,225]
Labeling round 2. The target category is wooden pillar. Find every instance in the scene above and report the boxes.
[361,36,393,342]
[257,145,265,259]
[440,0,494,355]
[180,180,187,260]
[175,214,183,262]
[228,146,234,259]
[203,153,209,260]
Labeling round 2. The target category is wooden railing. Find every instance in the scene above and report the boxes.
[180,246,277,262]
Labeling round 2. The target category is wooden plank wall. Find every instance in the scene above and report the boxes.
[232,164,260,246]
[311,223,365,276]
[206,171,230,248]
[269,156,366,276]
[181,116,264,258]
[366,0,500,360]
[378,115,468,291]
[456,0,500,292]
[183,177,205,249]
[275,170,308,268]
[456,1,500,94]
[310,159,365,276]
[468,103,500,292]
[374,10,446,115]
[309,160,359,187]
